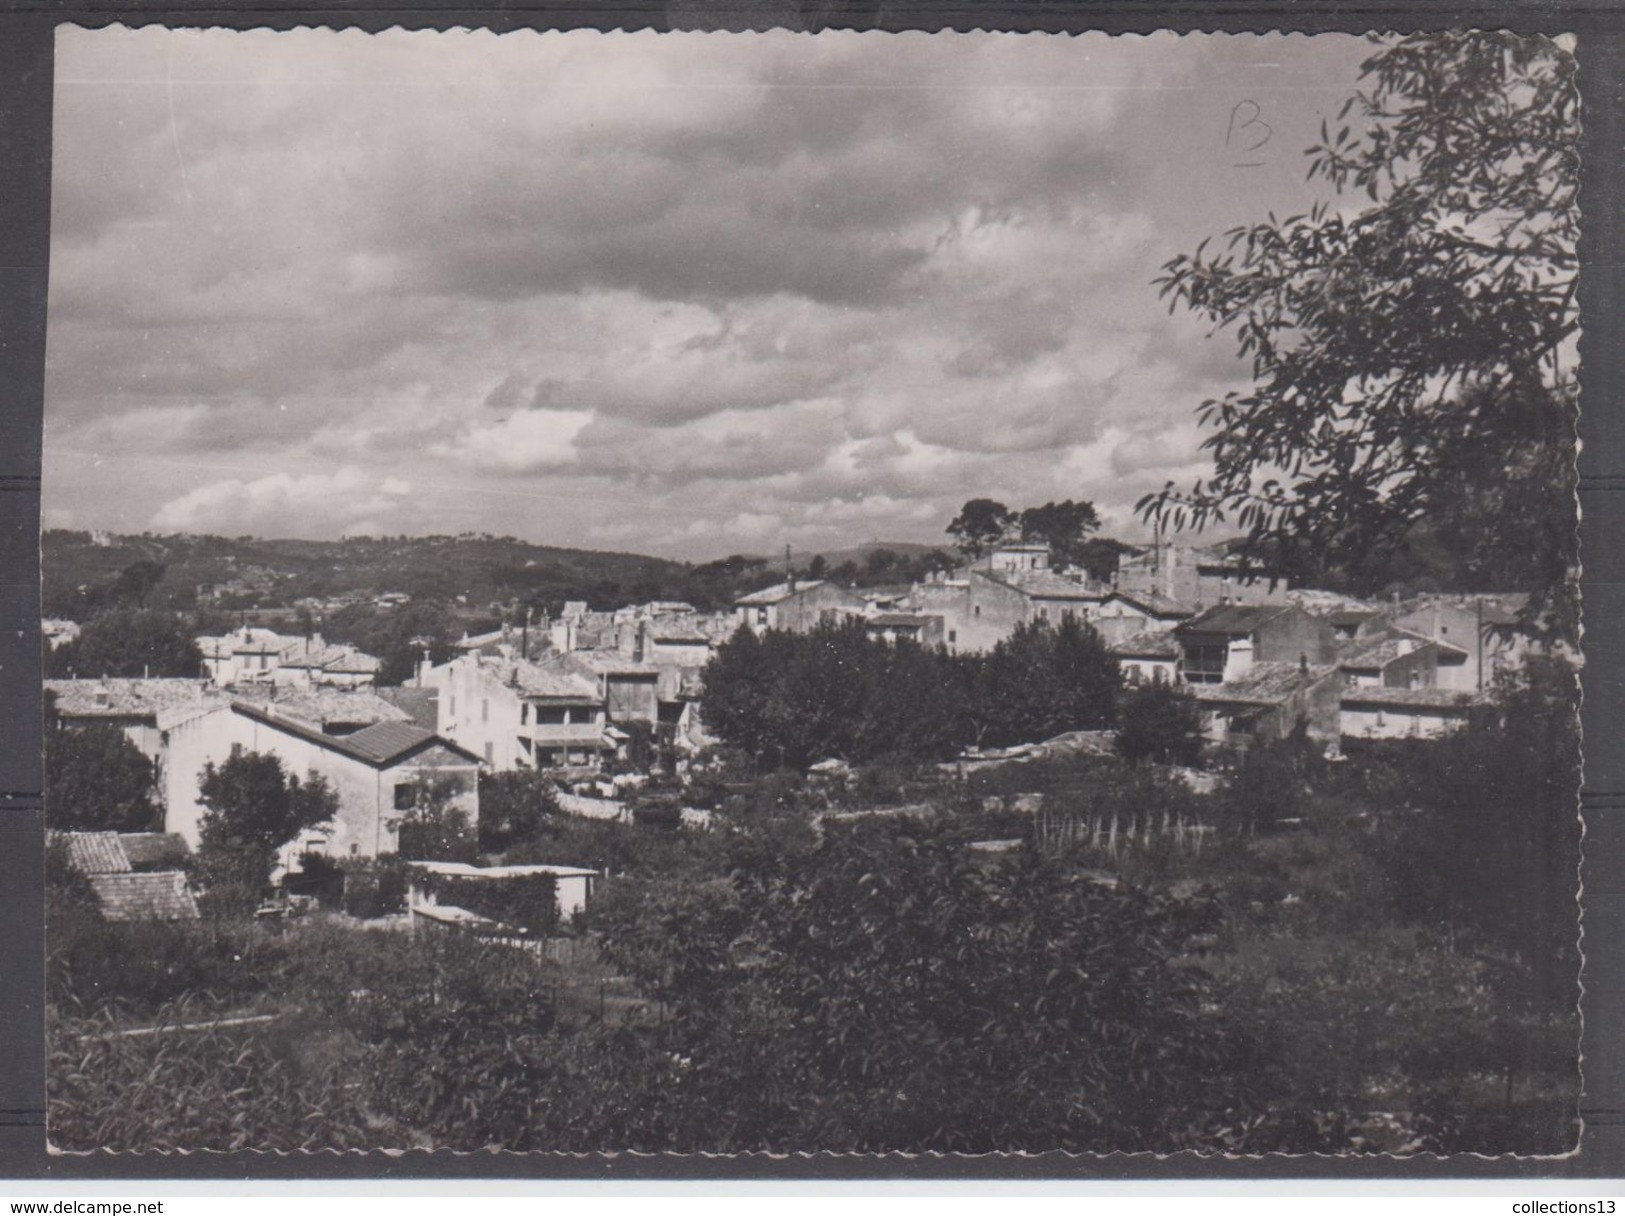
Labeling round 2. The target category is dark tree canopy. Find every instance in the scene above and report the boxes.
[1141,33,1578,635]
[1115,682,1206,769]
[44,722,162,833]
[48,610,203,680]
[194,751,338,916]
[1017,500,1102,571]
[946,498,1014,559]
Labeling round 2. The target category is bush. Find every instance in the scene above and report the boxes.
[424,871,559,936]
[48,999,393,1152]
[340,856,409,919]
[478,769,561,853]
[1116,681,1205,768]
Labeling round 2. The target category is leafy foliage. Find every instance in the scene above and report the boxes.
[1141,33,1578,632]
[702,617,1118,768]
[394,772,478,863]
[45,609,203,679]
[477,769,562,854]
[1116,681,1205,768]
[43,721,161,833]
[945,497,1015,559]
[1017,499,1102,571]
[194,752,338,918]
[589,822,1234,1152]
[971,617,1118,748]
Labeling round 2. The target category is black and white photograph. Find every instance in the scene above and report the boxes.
[39,23,1582,1157]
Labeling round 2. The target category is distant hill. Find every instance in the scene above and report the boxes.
[808,540,945,568]
[40,530,789,621]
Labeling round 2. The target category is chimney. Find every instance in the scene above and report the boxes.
[1299,652,1309,675]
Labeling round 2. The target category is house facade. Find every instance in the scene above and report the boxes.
[1190,662,1343,748]
[45,677,216,771]
[1116,542,1291,611]
[428,651,613,770]
[1174,604,1338,686]
[198,627,380,689]
[1090,590,1193,646]
[1390,594,1533,691]
[159,699,481,862]
[1339,687,1484,740]
[733,579,867,635]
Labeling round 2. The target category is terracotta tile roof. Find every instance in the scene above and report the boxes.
[88,872,200,922]
[735,580,830,606]
[1189,662,1337,706]
[56,831,131,874]
[562,651,660,678]
[46,678,213,721]
[1177,603,1295,636]
[486,656,600,700]
[1110,629,1182,659]
[1103,590,1193,618]
[340,720,444,764]
[230,701,483,768]
[231,687,409,730]
[375,686,440,730]
[981,569,1107,601]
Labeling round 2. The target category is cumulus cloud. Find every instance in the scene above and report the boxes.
[432,410,593,472]
[47,26,1373,556]
[151,466,413,537]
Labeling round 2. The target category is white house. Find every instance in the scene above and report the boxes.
[158,698,482,863]
[1339,687,1485,740]
[427,651,615,770]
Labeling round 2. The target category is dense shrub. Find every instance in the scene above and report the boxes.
[339,856,409,919]
[48,1000,394,1153]
[702,617,1118,768]
[423,871,559,935]
[1116,681,1206,768]
[478,769,561,853]
[43,721,161,833]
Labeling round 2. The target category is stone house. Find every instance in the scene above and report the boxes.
[158,698,481,863]
[45,677,216,772]
[1390,594,1533,691]
[733,579,867,635]
[1339,687,1485,740]
[1090,590,1194,645]
[428,651,613,770]
[1173,604,1338,686]
[1116,542,1292,610]
[1110,630,1182,686]
[1189,661,1343,748]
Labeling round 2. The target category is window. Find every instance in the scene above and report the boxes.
[481,698,490,724]
[948,630,957,644]
[1182,643,1228,684]
[973,605,981,618]
[483,741,494,763]
[520,703,529,725]
[350,843,359,856]
[1038,607,1049,621]
[449,693,456,717]
[757,607,769,625]
[393,783,416,811]
[230,742,243,758]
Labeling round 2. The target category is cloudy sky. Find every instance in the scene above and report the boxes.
[45,26,1370,559]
